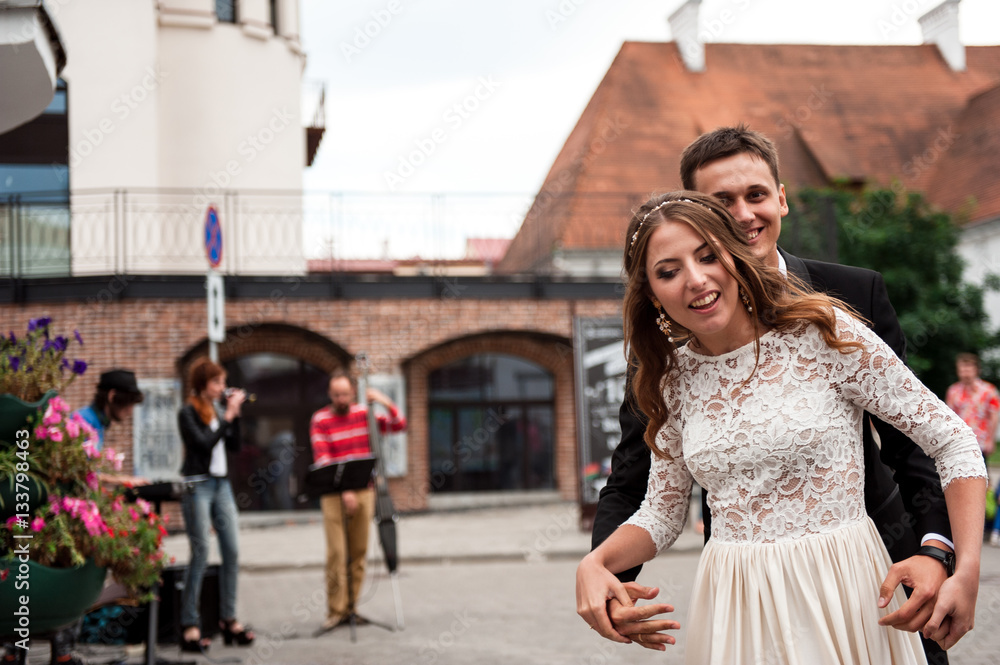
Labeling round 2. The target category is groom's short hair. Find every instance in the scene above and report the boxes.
[680,124,781,190]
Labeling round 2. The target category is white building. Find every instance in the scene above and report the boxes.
[1,0,319,276]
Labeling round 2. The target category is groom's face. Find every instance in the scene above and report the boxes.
[691,152,789,269]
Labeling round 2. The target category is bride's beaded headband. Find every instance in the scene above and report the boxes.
[629,198,712,255]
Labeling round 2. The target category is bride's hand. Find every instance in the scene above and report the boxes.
[576,553,637,644]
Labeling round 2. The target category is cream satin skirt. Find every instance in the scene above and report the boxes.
[684,519,927,665]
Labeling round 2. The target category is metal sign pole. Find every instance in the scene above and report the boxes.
[207,269,225,361]
[205,205,225,360]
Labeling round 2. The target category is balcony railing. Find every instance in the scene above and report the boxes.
[0,189,533,278]
[0,188,840,279]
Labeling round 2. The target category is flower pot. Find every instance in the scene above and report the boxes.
[0,390,57,446]
[0,559,106,636]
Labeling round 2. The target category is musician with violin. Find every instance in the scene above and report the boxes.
[309,370,407,632]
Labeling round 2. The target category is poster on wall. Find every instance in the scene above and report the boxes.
[368,373,408,478]
[573,316,626,506]
[132,378,184,481]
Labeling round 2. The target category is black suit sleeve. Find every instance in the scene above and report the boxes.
[865,273,952,542]
[590,373,651,582]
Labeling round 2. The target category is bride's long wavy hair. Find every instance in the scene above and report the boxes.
[622,191,865,457]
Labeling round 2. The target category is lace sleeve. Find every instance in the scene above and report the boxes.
[832,311,987,489]
[622,409,693,554]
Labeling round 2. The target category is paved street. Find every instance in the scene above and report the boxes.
[56,503,1000,665]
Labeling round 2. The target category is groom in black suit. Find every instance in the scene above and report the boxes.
[591,125,960,661]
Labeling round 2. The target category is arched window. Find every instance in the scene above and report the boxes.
[428,354,554,493]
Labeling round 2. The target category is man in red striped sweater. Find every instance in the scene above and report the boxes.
[309,370,406,631]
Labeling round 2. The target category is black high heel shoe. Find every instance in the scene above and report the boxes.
[220,619,254,646]
[179,627,210,653]
[2,644,26,665]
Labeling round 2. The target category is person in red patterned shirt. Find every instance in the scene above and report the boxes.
[945,353,1000,459]
[945,353,1000,546]
[309,370,406,630]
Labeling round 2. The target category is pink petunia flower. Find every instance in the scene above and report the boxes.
[85,471,99,490]
[65,418,80,438]
[42,406,61,426]
[48,395,69,413]
[104,448,124,471]
[48,429,63,443]
[30,517,45,532]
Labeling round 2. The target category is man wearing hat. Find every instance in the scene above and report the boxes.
[76,369,145,451]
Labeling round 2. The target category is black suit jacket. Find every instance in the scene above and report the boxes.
[592,247,951,576]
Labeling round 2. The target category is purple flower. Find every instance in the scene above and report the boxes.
[42,339,58,353]
[8,331,15,344]
[8,356,19,371]
[74,329,84,346]
[61,357,70,370]
[54,335,68,352]
[72,359,87,375]
[27,317,51,332]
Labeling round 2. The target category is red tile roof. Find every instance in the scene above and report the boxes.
[497,42,1000,273]
[465,237,512,263]
[925,84,1000,225]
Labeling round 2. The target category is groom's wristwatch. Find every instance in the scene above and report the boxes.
[916,545,956,576]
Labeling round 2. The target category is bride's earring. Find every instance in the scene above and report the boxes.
[740,288,753,314]
[654,301,672,337]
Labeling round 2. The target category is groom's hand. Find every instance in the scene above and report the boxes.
[608,582,679,651]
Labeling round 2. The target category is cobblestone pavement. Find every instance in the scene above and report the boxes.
[52,503,1000,664]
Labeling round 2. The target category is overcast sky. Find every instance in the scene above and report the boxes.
[299,0,1000,257]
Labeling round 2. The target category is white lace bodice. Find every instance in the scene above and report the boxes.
[625,309,987,553]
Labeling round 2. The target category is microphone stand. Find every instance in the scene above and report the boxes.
[356,352,405,631]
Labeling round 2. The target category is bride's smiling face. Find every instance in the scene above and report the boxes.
[644,219,753,355]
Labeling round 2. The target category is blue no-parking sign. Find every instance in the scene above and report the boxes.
[204,205,223,268]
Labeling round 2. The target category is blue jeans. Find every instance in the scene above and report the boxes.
[180,477,240,629]
[993,482,1000,533]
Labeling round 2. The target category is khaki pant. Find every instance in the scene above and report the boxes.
[320,488,374,620]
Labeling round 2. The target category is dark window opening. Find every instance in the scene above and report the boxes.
[223,353,331,511]
[429,354,555,493]
[216,0,237,23]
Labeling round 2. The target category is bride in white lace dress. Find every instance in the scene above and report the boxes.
[576,192,987,665]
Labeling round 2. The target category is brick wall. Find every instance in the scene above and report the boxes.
[1,294,622,510]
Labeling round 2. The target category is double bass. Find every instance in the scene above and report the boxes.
[356,351,405,630]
